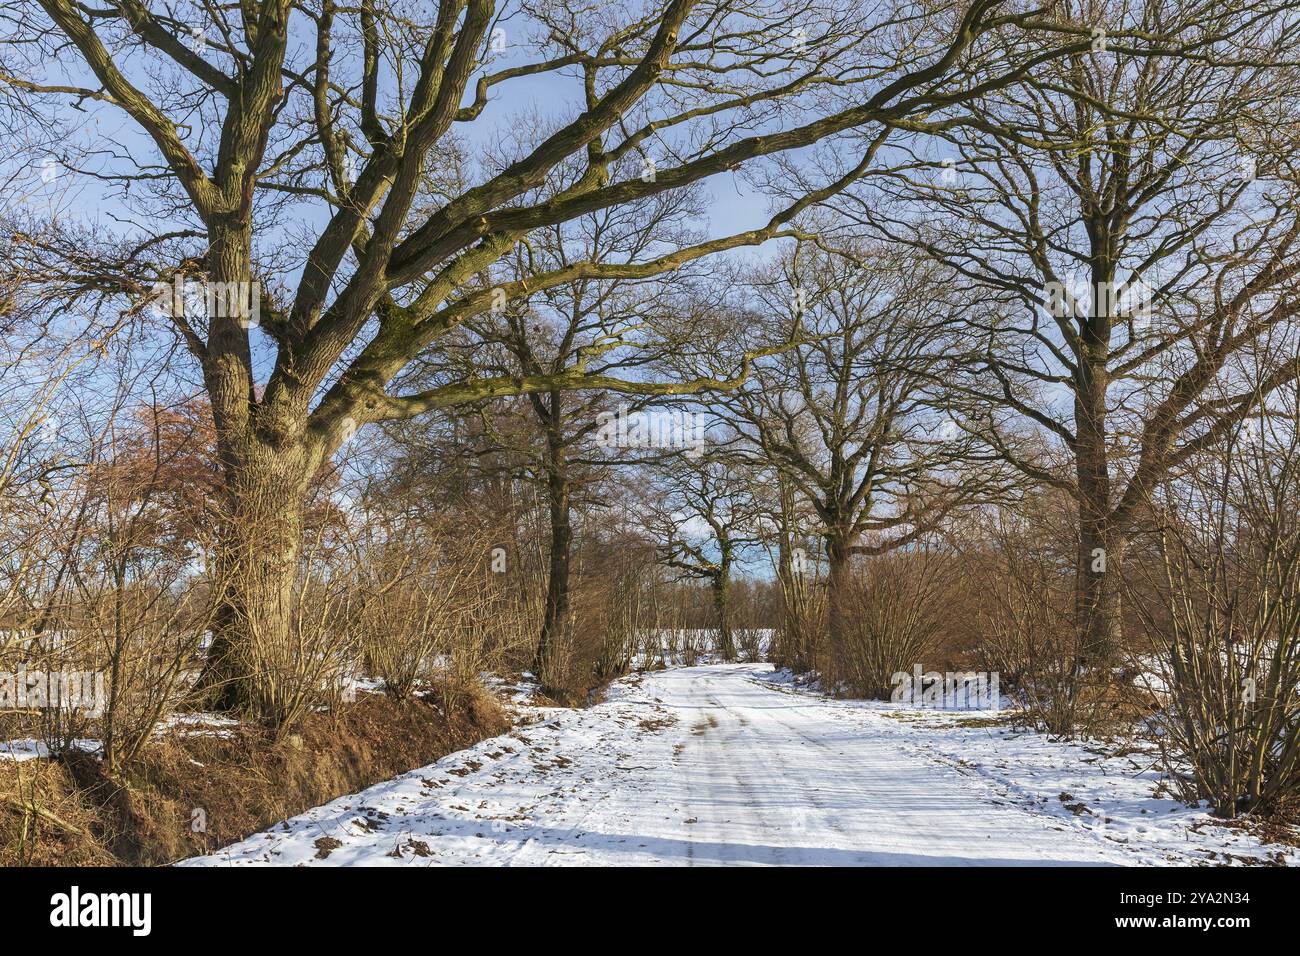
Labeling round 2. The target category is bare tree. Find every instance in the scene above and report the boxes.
[646,447,761,660]
[709,241,990,682]
[431,172,708,683]
[837,0,1300,668]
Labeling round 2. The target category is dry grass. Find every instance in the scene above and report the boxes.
[0,681,508,866]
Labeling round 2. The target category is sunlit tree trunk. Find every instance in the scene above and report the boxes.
[535,398,572,685]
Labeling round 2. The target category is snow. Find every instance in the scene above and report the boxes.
[754,669,1295,865]
[180,663,1300,866]
[155,712,242,737]
[481,672,544,707]
[0,711,243,760]
[0,738,100,761]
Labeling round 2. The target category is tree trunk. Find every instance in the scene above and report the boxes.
[773,478,803,670]
[711,563,735,661]
[534,411,572,686]
[1075,518,1126,669]
[1073,298,1122,669]
[198,435,312,715]
[1071,251,1128,671]
[824,527,854,691]
[194,210,322,716]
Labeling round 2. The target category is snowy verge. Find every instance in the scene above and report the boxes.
[753,667,1299,866]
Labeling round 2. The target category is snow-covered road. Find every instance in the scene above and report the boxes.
[183,664,1295,866]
